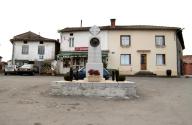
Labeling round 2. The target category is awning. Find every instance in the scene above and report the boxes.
[57,51,109,59]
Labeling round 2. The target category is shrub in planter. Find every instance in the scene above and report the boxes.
[88,69,101,82]
[93,70,100,75]
[166,69,172,77]
[115,70,119,81]
[88,69,100,76]
[64,73,71,81]
[118,75,126,81]
[88,69,94,75]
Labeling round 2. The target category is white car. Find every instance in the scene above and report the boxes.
[4,64,18,75]
[17,64,34,75]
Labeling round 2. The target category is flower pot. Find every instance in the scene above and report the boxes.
[88,75,101,82]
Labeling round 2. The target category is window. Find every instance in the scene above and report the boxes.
[120,54,131,65]
[156,54,165,65]
[22,45,29,54]
[69,37,74,47]
[120,35,131,47]
[63,58,70,68]
[40,41,44,44]
[39,55,44,59]
[38,46,45,55]
[155,36,165,46]
[23,41,27,44]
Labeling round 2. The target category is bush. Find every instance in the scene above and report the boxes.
[93,70,100,75]
[88,69,100,75]
[115,70,119,81]
[88,69,94,75]
[64,73,71,81]
[118,75,126,81]
[166,69,172,77]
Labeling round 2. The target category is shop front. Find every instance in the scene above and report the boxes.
[57,47,109,74]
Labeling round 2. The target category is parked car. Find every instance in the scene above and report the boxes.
[4,64,18,75]
[17,64,34,75]
[72,67,110,80]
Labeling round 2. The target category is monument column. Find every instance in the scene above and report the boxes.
[86,25,103,77]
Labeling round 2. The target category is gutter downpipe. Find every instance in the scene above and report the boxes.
[12,42,15,65]
[175,28,184,76]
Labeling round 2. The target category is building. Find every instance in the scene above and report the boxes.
[10,31,60,73]
[0,56,2,71]
[57,27,109,74]
[58,19,184,76]
[182,55,192,75]
[0,56,7,72]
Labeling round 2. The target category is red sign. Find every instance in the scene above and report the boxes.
[75,47,88,51]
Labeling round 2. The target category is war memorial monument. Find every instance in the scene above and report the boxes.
[50,26,136,98]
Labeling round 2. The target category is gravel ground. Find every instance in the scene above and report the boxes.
[0,74,192,125]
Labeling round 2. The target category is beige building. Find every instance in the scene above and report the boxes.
[58,19,185,76]
[108,19,184,76]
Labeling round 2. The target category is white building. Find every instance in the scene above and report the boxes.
[10,31,60,68]
[58,28,109,74]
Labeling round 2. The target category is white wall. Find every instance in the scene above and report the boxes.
[13,41,55,61]
[60,31,108,51]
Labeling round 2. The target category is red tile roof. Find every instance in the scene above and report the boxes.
[10,31,58,43]
[58,25,179,32]
[183,55,192,63]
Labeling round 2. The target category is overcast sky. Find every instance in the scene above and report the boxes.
[0,0,191,61]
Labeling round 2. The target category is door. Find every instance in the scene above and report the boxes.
[141,54,147,70]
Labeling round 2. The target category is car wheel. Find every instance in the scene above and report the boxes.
[31,72,34,75]
[105,76,109,80]
[4,72,7,75]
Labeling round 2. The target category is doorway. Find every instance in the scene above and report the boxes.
[141,54,147,70]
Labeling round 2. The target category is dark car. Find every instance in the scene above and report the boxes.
[73,67,110,80]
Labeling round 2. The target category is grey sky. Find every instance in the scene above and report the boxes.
[0,0,191,61]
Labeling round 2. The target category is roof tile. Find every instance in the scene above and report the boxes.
[10,31,57,42]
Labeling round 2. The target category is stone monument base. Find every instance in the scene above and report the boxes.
[50,80,136,98]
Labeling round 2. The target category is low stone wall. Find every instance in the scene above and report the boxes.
[50,80,136,98]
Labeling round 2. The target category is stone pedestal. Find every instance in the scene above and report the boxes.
[50,80,137,98]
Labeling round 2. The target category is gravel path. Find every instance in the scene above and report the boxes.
[0,75,192,125]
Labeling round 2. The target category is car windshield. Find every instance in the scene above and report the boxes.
[78,67,85,71]
[20,64,33,68]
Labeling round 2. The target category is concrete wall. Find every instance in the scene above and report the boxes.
[13,41,55,61]
[60,31,108,51]
[107,30,178,76]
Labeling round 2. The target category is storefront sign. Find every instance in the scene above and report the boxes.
[75,47,88,51]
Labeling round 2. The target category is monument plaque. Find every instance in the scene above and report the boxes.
[90,37,100,47]
[86,26,103,79]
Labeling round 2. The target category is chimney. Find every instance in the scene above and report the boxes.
[80,20,82,27]
[110,19,116,28]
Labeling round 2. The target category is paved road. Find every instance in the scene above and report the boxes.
[0,74,192,125]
